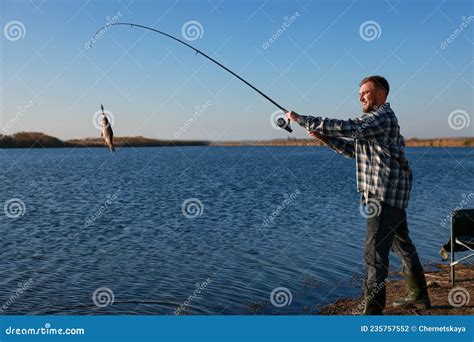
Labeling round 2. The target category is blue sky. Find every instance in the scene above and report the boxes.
[1,0,473,140]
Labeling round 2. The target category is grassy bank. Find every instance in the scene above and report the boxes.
[0,132,209,148]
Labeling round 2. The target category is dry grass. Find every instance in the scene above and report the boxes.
[0,132,208,148]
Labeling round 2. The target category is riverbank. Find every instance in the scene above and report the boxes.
[0,132,208,148]
[219,137,474,147]
[318,263,473,315]
[0,132,473,148]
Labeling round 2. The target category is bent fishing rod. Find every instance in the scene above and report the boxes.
[91,22,292,133]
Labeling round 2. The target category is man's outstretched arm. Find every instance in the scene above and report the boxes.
[286,110,386,139]
[309,131,355,159]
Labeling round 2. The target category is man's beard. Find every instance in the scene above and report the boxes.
[362,103,371,113]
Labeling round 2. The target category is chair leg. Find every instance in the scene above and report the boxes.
[451,263,455,287]
[451,216,455,287]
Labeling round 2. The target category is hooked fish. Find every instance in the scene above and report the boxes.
[100,104,115,153]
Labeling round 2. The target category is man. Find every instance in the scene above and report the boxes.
[285,76,430,315]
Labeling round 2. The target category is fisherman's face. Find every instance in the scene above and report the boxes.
[359,81,386,113]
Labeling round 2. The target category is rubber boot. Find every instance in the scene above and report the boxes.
[393,269,431,309]
[362,282,386,315]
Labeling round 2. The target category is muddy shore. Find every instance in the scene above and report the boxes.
[318,263,473,315]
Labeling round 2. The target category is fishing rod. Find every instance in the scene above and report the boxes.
[91,22,292,133]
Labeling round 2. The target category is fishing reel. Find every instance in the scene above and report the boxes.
[276,117,293,133]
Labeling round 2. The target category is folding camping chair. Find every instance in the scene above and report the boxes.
[448,208,474,286]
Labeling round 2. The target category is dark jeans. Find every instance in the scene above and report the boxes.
[364,201,424,289]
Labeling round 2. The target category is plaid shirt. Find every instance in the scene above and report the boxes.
[297,103,412,209]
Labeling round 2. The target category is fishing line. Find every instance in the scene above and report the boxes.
[91,22,292,132]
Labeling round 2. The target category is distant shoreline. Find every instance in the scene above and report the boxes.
[0,132,473,148]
